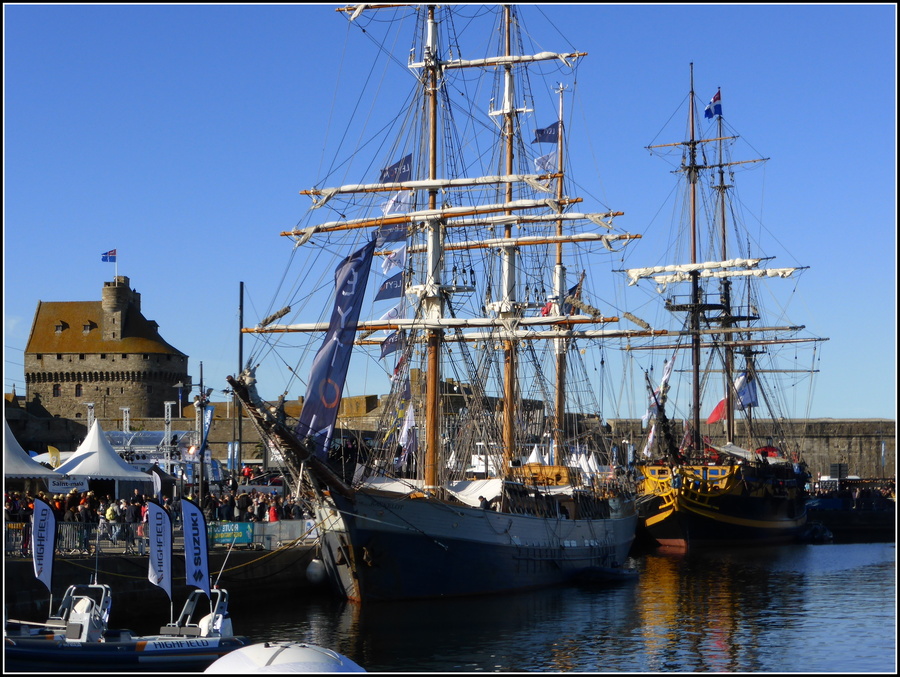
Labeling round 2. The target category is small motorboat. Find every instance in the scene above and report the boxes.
[4,583,248,672]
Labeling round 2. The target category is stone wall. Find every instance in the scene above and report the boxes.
[6,400,894,480]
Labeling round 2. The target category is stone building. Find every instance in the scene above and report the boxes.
[23,276,190,422]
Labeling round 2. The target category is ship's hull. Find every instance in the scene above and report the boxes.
[314,490,637,602]
[636,463,807,549]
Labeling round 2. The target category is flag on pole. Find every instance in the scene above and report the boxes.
[382,191,413,216]
[378,300,404,334]
[382,244,407,275]
[294,240,377,459]
[704,89,722,119]
[147,501,173,601]
[398,403,417,464]
[375,272,404,301]
[642,357,676,427]
[707,372,756,423]
[181,498,210,598]
[532,121,560,143]
[380,330,405,359]
[534,150,557,174]
[101,249,117,262]
[375,222,407,245]
[32,498,56,594]
[379,154,412,183]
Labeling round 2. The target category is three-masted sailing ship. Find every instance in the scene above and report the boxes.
[228,4,649,602]
[623,66,827,549]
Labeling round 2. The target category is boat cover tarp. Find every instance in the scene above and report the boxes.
[710,441,791,464]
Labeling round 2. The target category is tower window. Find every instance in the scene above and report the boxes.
[52,384,61,397]
[75,384,83,397]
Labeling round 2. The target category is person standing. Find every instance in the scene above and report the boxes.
[124,499,142,554]
[236,491,252,522]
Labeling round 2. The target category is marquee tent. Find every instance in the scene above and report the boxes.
[4,420,61,480]
[54,420,151,497]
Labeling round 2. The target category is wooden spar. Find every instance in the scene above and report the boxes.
[280,197,584,237]
[299,173,564,198]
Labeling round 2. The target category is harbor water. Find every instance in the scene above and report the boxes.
[228,542,895,673]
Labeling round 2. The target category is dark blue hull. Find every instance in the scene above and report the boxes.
[315,489,637,602]
[3,635,248,672]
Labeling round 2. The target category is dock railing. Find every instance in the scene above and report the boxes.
[5,518,319,559]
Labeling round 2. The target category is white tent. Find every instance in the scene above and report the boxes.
[55,420,152,485]
[4,420,61,480]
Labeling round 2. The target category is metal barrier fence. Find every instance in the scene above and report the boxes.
[5,519,319,558]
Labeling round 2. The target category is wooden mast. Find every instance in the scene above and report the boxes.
[714,90,737,444]
[501,5,518,471]
[689,64,703,452]
[553,84,568,458]
[423,4,442,495]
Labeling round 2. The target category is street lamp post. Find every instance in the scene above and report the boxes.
[172,381,184,418]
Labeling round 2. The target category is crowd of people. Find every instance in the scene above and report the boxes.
[200,488,309,523]
[4,483,313,557]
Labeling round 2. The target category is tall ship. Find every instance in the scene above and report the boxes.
[622,66,828,549]
[228,4,648,602]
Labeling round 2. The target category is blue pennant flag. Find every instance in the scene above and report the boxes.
[704,89,722,119]
[101,249,117,263]
[532,122,560,144]
[379,154,412,183]
[31,498,56,594]
[181,499,210,598]
[375,272,404,301]
[375,222,407,245]
[295,239,377,458]
[380,330,405,359]
[147,501,173,602]
[562,282,581,315]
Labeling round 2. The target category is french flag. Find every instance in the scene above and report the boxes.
[704,89,722,119]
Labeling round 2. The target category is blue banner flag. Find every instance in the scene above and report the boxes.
[101,249,117,262]
[380,330,405,359]
[375,222,407,245]
[147,501,173,601]
[198,405,215,459]
[375,272,404,301]
[295,239,377,458]
[532,122,560,144]
[32,498,56,594]
[181,498,210,598]
[704,89,722,119]
[379,153,412,183]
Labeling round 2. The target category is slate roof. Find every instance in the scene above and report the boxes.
[25,300,185,356]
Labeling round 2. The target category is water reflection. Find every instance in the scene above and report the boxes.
[234,543,894,672]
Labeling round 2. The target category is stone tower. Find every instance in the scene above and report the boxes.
[23,276,190,422]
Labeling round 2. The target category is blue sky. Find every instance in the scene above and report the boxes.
[3,4,896,421]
